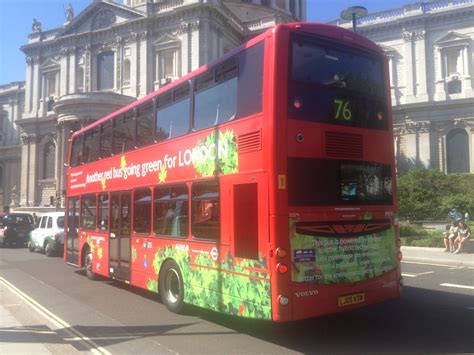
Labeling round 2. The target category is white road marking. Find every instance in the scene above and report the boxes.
[402,271,434,278]
[440,283,474,291]
[0,328,56,335]
[0,277,110,355]
[448,266,465,270]
[402,261,454,268]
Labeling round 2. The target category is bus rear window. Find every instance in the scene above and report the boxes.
[289,36,388,130]
[288,158,392,206]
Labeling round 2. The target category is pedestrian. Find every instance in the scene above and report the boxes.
[443,221,458,252]
[453,220,471,254]
[465,212,469,222]
[32,212,38,227]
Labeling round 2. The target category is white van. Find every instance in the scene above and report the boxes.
[28,212,65,256]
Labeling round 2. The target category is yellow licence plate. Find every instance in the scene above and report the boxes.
[338,293,365,307]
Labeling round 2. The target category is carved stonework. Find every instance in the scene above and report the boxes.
[91,10,116,31]
[398,120,432,135]
[402,30,413,42]
[60,47,69,57]
[414,30,426,40]
[20,133,36,145]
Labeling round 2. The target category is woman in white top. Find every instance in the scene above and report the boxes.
[453,221,471,254]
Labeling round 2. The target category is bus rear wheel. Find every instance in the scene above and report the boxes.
[159,260,184,314]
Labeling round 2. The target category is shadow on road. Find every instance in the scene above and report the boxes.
[3,267,473,354]
[185,286,474,353]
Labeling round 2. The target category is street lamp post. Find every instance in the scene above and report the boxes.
[340,6,368,32]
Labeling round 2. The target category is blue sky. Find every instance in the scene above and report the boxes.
[0,0,413,85]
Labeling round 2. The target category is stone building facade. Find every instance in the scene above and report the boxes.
[334,0,474,175]
[3,0,305,212]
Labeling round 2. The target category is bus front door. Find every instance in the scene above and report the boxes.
[66,197,79,265]
[109,191,131,281]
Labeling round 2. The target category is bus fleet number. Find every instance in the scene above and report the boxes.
[334,99,352,121]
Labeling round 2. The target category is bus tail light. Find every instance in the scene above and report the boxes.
[276,263,288,273]
[278,295,289,306]
[293,98,302,109]
[396,251,403,261]
[275,248,287,258]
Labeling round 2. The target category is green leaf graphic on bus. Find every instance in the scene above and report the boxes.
[150,246,271,319]
[290,221,397,284]
[193,130,238,177]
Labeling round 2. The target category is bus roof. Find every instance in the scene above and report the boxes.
[71,22,382,139]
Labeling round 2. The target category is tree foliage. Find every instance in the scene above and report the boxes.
[397,169,474,221]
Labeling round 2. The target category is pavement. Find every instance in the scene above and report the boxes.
[401,246,474,268]
[1,246,473,354]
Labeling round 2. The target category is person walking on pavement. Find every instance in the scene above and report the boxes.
[453,220,471,254]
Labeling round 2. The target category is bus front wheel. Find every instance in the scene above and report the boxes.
[159,260,184,313]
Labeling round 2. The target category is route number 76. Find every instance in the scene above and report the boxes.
[334,99,352,121]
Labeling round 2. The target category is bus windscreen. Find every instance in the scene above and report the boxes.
[289,36,388,130]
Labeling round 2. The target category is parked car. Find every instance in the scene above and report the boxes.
[28,212,65,257]
[0,213,35,247]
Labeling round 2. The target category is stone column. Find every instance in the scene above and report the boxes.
[417,121,431,167]
[130,33,139,98]
[60,48,69,96]
[200,19,210,66]
[138,32,148,96]
[19,134,37,206]
[25,57,33,113]
[31,57,41,115]
[190,20,200,71]
[84,45,91,92]
[69,48,76,93]
[180,22,190,75]
[434,47,447,101]
[414,31,428,101]
[462,46,473,97]
[403,31,416,104]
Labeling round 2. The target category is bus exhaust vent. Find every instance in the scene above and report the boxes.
[238,131,262,154]
[295,220,391,237]
[325,132,363,159]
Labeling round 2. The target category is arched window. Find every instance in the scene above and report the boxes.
[447,128,469,173]
[97,51,115,91]
[43,141,56,179]
[123,59,131,86]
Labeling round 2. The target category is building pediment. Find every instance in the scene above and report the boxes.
[379,44,397,54]
[435,31,471,47]
[153,33,180,49]
[40,58,60,70]
[58,1,145,37]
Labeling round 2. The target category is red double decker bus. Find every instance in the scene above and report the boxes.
[65,23,402,321]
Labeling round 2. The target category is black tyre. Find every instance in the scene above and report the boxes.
[45,241,54,257]
[28,241,35,252]
[85,250,97,280]
[159,260,184,313]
